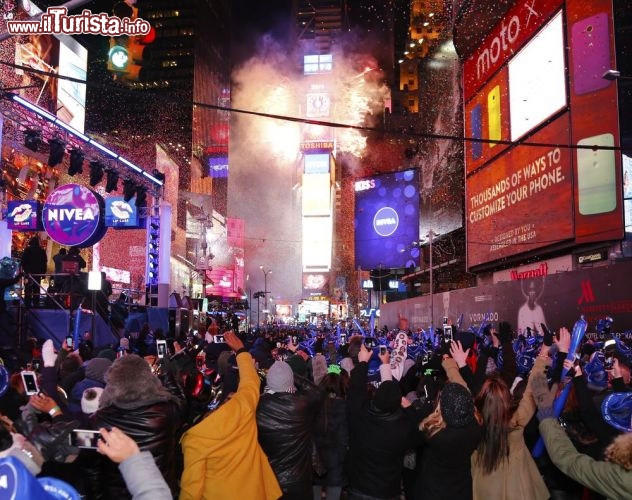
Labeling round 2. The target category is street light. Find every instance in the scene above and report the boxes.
[259,265,272,324]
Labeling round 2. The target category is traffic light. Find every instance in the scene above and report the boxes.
[106,2,154,81]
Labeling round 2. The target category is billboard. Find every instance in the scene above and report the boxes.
[354,169,419,270]
[7,200,40,231]
[104,197,140,228]
[464,0,623,269]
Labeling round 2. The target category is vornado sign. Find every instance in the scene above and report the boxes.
[42,183,105,246]
[373,207,399,237]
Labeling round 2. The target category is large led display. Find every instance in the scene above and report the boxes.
[57,36,87,133]
[302,173,330,215]
[508,12,566,141]
[354,169,419,270]
[303,216,332,270]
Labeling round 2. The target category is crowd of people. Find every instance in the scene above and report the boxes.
[0,313,631,500]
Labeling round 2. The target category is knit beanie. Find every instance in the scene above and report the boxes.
[97,348,116,362]
[85,358,112,383]
[440,383,475,428]
[372,380,402,413]
[81,387,104,414]
[265,361,295,393]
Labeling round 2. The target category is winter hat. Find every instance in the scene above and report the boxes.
[0,456,81,500]
[372,380,402,414]
[440,383,475,428]
[265,361,295,393]
[286,354,308,378]
[81,387,104,414]
[601,392,632,433]
[585,352,608,392]
[85,357,112,383]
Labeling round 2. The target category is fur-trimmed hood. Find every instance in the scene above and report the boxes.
[605,432,632,471]
[99,354,176,410]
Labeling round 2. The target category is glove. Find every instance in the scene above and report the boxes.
[41,339,57,368]
[531,371,557,421]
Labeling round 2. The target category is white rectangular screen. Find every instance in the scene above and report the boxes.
[509,11,566,141]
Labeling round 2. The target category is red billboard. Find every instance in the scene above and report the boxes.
[466,115,573,267]
[464,0,623,269]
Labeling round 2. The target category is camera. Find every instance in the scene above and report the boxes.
[69,429,102,449]
[379,346,388,356]
[21,370,39,395]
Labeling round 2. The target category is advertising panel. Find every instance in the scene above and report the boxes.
[42,184,105,247]
[463,0,563,100]
[302,272,330,297]
[466,115,573,267]
[354,169,419,270]
[7,200,40,231]
[302,216,332,270]
[104,196,140,228]
[57,37,87,133]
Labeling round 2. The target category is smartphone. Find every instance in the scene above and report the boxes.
[21,371,39,396]
[487,84,501,145]
[156,339,167,359]
[66,335,74,348]
[340,334,347,344]
[442,316,449,326]
[571,13,611,95]
[213,335,225,344]
[291,336,298,346]
[470,103,482,160]
[379,346,388,356]
[444,325,453,343]
[31,359,41,372]
[577,133,616,215]
[276,341,282,348]
[69,429,102,449]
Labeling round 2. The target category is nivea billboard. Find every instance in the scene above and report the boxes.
[354,169,420,270]
[42,183,105,247]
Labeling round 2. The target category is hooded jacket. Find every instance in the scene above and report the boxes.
[180,351,281,500]
[84,355,184,499]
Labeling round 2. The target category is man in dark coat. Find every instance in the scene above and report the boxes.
[345,344,424,500]
[20,236,47,308]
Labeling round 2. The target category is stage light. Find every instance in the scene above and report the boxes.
[104,169,119,193]
[68,149,85,176]
[135,186,147,207]
[123,179,136,201]
[47,137,66,166]
[147,214,160,285]
[89,160,105,187]
[24,128,42,152]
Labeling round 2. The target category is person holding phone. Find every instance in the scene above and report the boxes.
[180,330,282,500]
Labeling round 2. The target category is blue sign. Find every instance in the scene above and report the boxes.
[354,169,420,269]
[105,196,140,228]
[6,200,41,231]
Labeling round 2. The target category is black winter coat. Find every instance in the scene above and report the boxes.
[256,378,323,489]
[313,396,348,487]
[346,362,422,500]
[84,400,182,499]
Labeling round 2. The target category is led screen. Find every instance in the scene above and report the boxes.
[354,169,419,270]
[508,12,566,141]
[7,200,40,231]
[304,153,330,174]
[208,155,228,178]
[302,216,332,270]
[57,37,87,133]
[302,173,330,216]
[105,197,140,228]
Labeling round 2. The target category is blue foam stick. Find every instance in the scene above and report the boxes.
[72,306,82,347]
[352,319,366,336]
[532,316,587,457]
